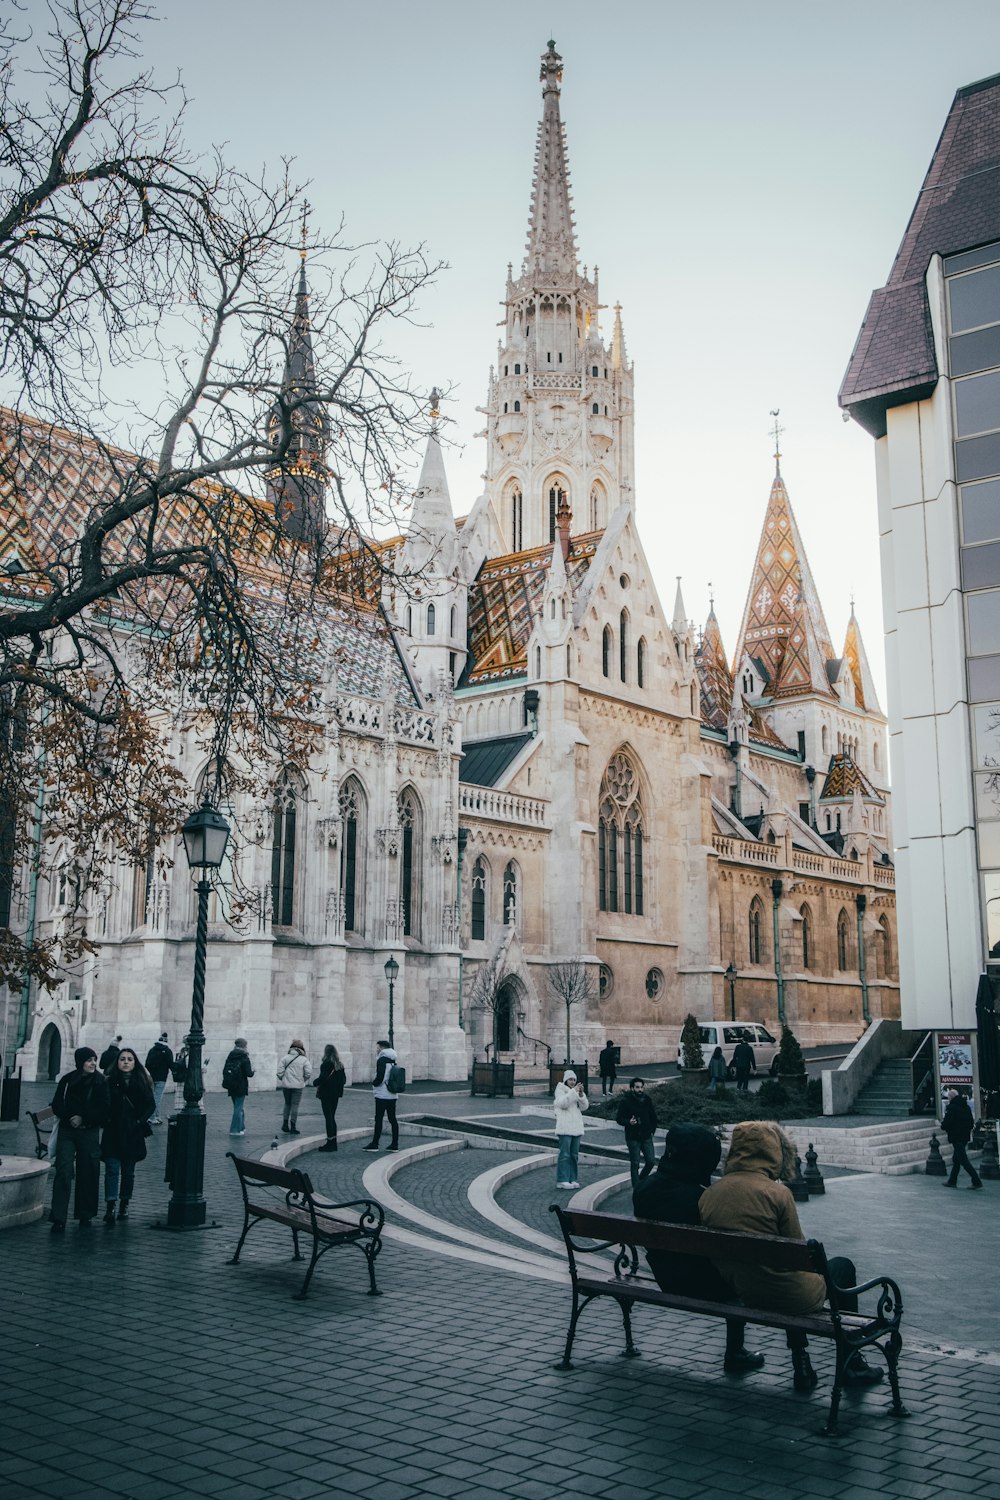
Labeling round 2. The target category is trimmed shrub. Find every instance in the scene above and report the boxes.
[775,1024,807,1086]
[680,1013,704,1072]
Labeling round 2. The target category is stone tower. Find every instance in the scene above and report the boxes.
[266,251,330,544]
[482,40,635,554]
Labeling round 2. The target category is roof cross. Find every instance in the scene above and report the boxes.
[299,200,311,260]
[769,408,784,464]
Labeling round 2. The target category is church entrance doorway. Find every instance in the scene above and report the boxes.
[38,1023,62,1081]
[494,977,524,1054]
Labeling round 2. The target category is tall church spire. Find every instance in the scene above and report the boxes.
[523,41,578,279]
[266,237,330,543]
[842,605,882,715]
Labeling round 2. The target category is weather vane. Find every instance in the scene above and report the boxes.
[429,386,442,422]
[299,200,311,259]
[769,408,784,461]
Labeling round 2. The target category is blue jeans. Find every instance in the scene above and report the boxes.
[229,1095,246,1134]
[556,1134,580,1184]
[104,1156,136,1202]
[627,1135,656,1189]
[151,1079,167,1119]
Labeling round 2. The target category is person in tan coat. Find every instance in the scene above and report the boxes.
[699,1121,883,1392]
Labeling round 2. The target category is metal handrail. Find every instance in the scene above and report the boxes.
[909,1031,934,1114]
[516,1025,552,1066]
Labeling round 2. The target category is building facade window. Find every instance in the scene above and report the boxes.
[271,774,300,927]
[511,488,523,552]
[637,637,646,689]
[339,777,365,934]
[619,610,628,683]
[598,750,645,916]
[503,861,517,927]
[800,904,812,969]
[471,856,487,941]
[398,787,420,939]
[426,602,436,636]
[602,625,612,678]
[748,897,764,964]
[837,909,850,971]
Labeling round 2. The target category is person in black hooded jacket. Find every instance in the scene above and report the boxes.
[100,1047,155,1224]
[50,1047,111,1233]
[632,1122,765,1375]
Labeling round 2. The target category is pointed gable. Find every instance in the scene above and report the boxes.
[695,606,733,731]
[734,465,834,696]
[842,608,883,716]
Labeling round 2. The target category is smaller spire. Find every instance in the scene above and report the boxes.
[611,303,628,370]
[672,575,687,632]
[842,606,883,716]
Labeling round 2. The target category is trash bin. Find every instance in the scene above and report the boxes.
[548,1061,589,1095]
[0,1070,21,1122]
[164,1114,178,1187]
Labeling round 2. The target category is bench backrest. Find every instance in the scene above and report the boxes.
[555,1206,825,1275]
[28,1107,55,1127]
[227,1153,314,1198]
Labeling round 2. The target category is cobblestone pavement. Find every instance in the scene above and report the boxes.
[2,1081,998,1500]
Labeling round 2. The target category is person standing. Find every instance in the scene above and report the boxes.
[222,1039,254,1137]
[598,1040,617,1096]
[731,1034,756,1092]
[277,1039,311,1134]
[942,1089,983,1190]
[144,1033,173,1123]
[99,1035,122,1072]
[49,1047,111,1234]
[315,1044,346,1152]
[100,1048,155,1224]
[363,1040,400,1151]
[616,1077,658,1189]
[707,1046,728,1094]
[553,1068,589,1188]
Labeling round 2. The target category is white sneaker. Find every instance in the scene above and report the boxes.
[568,1181,581,1188]
[557,1182,574,1190]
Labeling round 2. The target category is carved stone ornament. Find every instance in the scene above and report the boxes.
[432,833,455,864]
[376,826,400,857]
[317,814,342,848]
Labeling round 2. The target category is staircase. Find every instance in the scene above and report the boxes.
[853,1057,915,1117]
[778,1117,943,1175]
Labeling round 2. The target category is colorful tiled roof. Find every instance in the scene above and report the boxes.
[733,466,835,701]
[819,753,884,804]
[695,606,733,731]
[842,607,883,716]
[460,531,600,687]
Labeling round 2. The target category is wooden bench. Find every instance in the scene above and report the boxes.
[26,1107,56,1159]
[550,1205,907,1437]
[227,1154,385,1301]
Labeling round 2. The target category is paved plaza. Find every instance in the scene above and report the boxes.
[2,1078,998,1500]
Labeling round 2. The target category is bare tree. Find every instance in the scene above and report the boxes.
[548,958,598,1065]
[0,0,444,989]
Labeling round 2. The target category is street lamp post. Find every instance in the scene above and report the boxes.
[384,954,399,1048]
[166,798,230,1230]
[725,962,738,1023]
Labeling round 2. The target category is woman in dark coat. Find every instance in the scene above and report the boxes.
[100,1047,155,1224]
[50,1047,111,1233]
[315,1044,346,1152]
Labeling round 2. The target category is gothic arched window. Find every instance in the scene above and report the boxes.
[503,861,518,928]
[271,772,302,927]
[339,777,366,934]
[602,625,612,678]
[619,610,629,683]
[426,602,436,636]
[637,637,646,689]
[547,478,567,543]
[800,904,812,969]
[598,750,645,915]
[876,914,891,979]
[748,897,764,965]
[398,787,421,939]
[837,909,851,971]
[510,487,523,552]
[471,856,488,941]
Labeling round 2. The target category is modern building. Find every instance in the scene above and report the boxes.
[840,71,1000,1031]
[4,42,898,1084]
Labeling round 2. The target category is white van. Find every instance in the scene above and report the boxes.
[676,1022,780,1076]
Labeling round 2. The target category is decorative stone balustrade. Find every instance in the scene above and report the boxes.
[714,836,896,891]
[459,785,548,827]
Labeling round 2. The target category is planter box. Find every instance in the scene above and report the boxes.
[0,1155,51,1229]
[548,1061,590,1095]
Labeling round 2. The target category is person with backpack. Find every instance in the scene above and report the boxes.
[144,1033,174,1123]
[314,1044,346,1152]
[363,1040,401,1152]
[222,1038,254,1137]
[277,1039,311,1134]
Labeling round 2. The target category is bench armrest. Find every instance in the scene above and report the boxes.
[828,1273,903,1330]
[310,1195,384,1236]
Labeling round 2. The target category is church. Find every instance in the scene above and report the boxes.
[9,42,898,1085]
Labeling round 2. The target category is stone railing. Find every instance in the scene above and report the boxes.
[714,836,896,891]
[336,695,437,746]
[459,785,548,827]
[873,864,895,887]
[712,836,778,866]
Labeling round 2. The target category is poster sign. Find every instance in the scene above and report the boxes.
[934,1031,979,1116]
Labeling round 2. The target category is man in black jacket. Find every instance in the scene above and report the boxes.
[49,1047,111,1233]
[731,1036,756,1092]
[942,1090,983,1189]
[144,1033,173,1123]
[616,1078,657,1189]
[633,1123,764,1374]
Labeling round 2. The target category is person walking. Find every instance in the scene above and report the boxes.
[144,1033,174,1123]
[553,1068,589,1188]
[942,1089,983,1189]
[222,1038,254,1137]
[100,1048,155,1224]
[598,1040,618,1097]
[277,1039,311,1134]
[731,1034,756,1092]
[315,1044,346,1152]
[616,1077,658,1189]
[49,1047,111,1234]
[633,1124,764,1375]
[707,1046,728,1094]
[99,1035,122,1072]
[363,1040,400,1152]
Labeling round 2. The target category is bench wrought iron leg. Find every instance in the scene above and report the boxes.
[822,1378,843,1439]
[291,1228,302,1262]
[556,1291,582,1370]
[227,1213,252,1266]
[364,1240,382,1296]
[292,1241,321,1300]
[617,1296,640,1359]
[884,1332,909,1419]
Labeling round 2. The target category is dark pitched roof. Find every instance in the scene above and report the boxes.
[459,733,533,787]
[819,753,884,805]
[840,72,1000,436]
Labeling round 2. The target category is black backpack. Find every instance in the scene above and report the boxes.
[387,1063,406,1094]
[222,1055,242,1092]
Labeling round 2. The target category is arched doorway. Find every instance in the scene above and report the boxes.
[38,1023,62,1081]
[494,978,521,1054]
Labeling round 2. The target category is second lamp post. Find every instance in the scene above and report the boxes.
[384,954,399,1047]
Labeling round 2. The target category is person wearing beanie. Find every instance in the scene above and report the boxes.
[223,1038,254,1137]
[49,1047,111,1233]
[633,1123,764,1375]
[100,1047,155,1225]
[553,1069,589,1188]
[144,1032,174,1124]
[941,1089,983,1189]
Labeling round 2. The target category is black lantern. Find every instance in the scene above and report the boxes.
[181,799,231,870]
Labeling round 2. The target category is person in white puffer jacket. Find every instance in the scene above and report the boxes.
[553,1069,589,1188]
[363,1041,400,1152]
[277,1039,311,1135]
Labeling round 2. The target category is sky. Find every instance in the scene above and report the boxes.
[135,1,1000,693]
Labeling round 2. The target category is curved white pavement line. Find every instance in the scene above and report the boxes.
[570,1169,633,1211]
[467,1155,625,1280]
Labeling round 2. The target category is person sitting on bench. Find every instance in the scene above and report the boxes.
[699,1121,884,1393]
[633,1123,765,1375]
